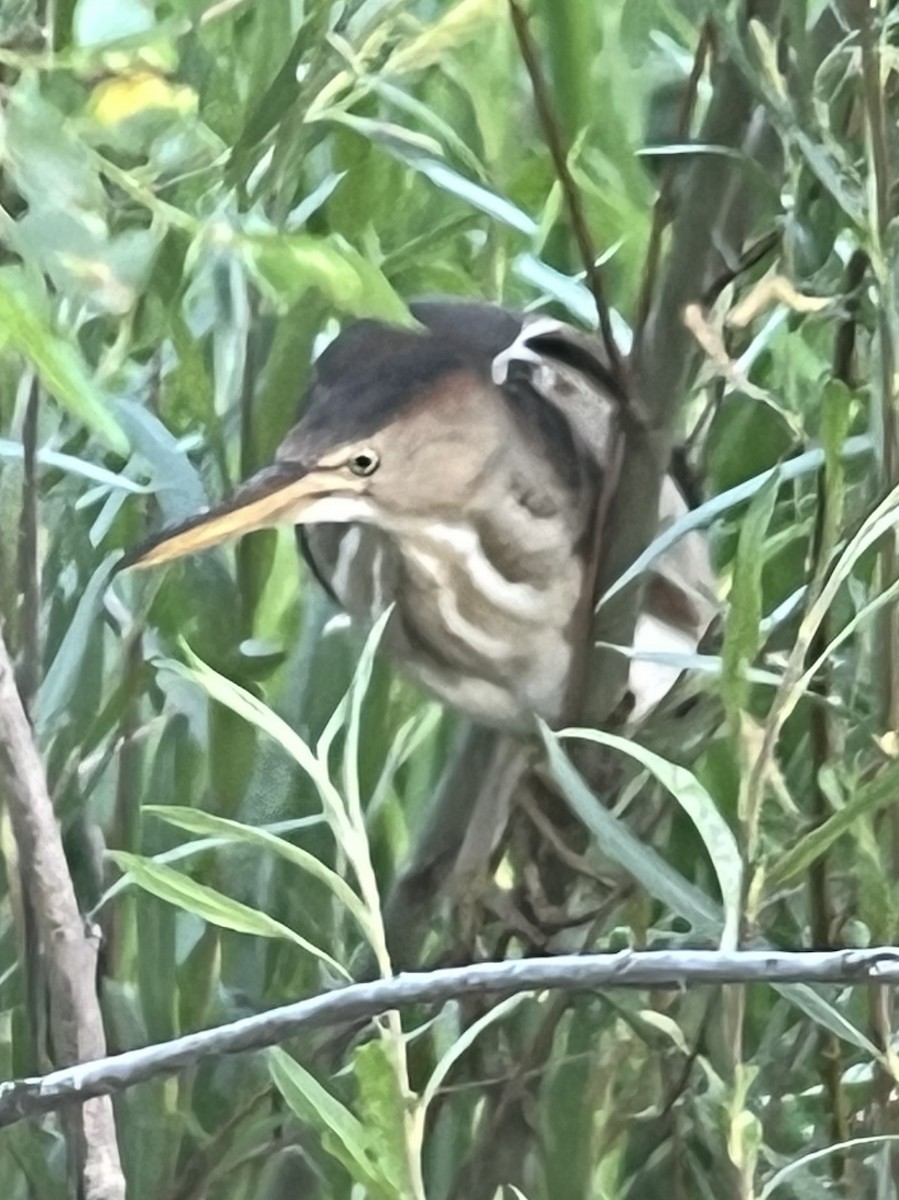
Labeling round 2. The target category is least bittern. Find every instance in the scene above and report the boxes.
[123,299,714,729]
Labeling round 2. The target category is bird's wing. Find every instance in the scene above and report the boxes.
[487,312,718,720]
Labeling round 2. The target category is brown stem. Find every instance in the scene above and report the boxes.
[634,20,715,342]
[507,0,624,391]
[15,376,39,714]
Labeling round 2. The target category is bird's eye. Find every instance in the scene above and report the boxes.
[348,449,380,477]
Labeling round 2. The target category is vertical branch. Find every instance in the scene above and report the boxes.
[12,375,46,1075]
[856,1,899,739]
[586,0,783,725]
[634,21,714,343]
[854,0,899,1144]
[0,630,126,1198]
[15,375,40,713]
[808,249,867,1173]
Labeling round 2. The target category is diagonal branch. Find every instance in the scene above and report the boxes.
[1,947,899,1127]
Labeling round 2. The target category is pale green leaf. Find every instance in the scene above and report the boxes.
[109,851,348,979]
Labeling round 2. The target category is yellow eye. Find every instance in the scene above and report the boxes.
[348,448,380,477]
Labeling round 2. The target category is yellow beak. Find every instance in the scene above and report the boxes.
[119,463,336,570]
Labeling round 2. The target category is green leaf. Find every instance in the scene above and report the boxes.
[598,436,872,609]
[0,270,129,455]
[239,233,411,324]
[155,650,347,832]
[760,1135,899,1199]
[144,805,373,943]
[553,726,742,950]
[540,728,721,936]
[268,1047,395,1195]
[35,553,119,737]
[419,993,526,1115]
[766,766,899,891]
[720,471,779,719]
[0,438,150,494]
[108,851,348,979]
[355,1041,417,1195]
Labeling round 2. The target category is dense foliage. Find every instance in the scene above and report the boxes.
[1,0,898,1197]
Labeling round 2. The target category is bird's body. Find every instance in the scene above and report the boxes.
[300,361,600,728]
[124,299,714,730]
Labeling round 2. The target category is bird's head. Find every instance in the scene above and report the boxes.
[119,315,510,571]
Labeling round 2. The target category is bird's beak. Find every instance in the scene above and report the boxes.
[119,463,338,570]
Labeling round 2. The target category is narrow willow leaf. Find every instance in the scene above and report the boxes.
[343,606,394,829]
[109,851,348,979]
[413,157,538,234]
[35,553,118,736]
[157,651,348,833]
[0,270,128,455]
[766,766,899,891]
[819,379,852,552]
[268,1047,393,1194]
[386,0,504,73]
[721,472,779,718]
[513,253,599,326]
[0,438,150,493]
[540,729,721,935]
[542,731,877,1053]
[144,806,373,941]
[240,233,411,324]
[91,817,325,914]
[598,436,872,608]
[760,1135,899,1199]
[419,993,526,1115]
[355,1041,417,1197]
[773,478,899,726]
[597,643,784,687]
[555,726,742,950]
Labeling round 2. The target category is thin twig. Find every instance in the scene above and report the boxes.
[507,0,624,391]
[701,227,781,309]
[0,629,126,1197]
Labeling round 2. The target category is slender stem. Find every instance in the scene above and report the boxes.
[15,375,39,714]
[634,21,714,343]
[854,2,899,1152]
[507,0,624,392]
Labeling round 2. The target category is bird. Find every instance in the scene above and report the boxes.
[121,299,715,731]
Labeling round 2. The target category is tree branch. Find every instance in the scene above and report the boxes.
[584,0,784,724]
[0,630,125,1199]
[1,948,898,1128]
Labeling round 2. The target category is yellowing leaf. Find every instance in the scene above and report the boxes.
[727,273,833,328]
[89,71,197,126]
[387,0,505,73]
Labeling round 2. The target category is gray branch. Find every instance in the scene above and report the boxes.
[2,948,899,1128]
[585,0,783,722]
[0,631,125,1198]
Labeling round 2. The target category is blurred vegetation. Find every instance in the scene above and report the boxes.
[1,0,899,1197]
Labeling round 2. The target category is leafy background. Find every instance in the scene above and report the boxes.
[1,0,898,1197]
